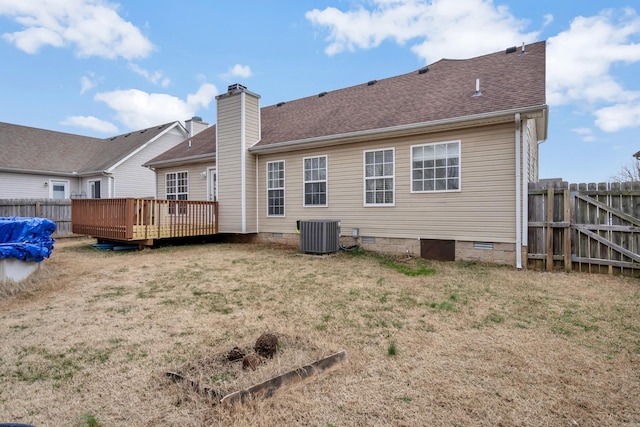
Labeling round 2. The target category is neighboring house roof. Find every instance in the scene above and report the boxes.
[146,41,547,167]
[0,121,182,176]
[145,125,216,168]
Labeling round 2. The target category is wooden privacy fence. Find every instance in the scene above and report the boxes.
[0,199,73,237]
[528,181,640,276]
[72,198,218,243]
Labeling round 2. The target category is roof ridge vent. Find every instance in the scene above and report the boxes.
[418,66,429,74]
[506,46,517,54]
[318,91,328,97]
[367,80,377,86]
[277,102,285,107]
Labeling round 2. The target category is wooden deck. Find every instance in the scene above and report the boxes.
[72,198,218,244]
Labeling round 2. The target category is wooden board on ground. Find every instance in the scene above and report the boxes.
[220,350,347,405]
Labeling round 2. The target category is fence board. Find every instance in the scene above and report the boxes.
[528,181,640,277]
[0,199,73,237]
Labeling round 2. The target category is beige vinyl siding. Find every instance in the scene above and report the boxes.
[111,127,186,198]
[0,172,81,199]
[244,94,260,233]
[217,93,244,233]
[154,164,211,200]
[257,122,518,243]
[526,119,539,182]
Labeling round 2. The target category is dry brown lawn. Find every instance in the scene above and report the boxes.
[0,237,639,426]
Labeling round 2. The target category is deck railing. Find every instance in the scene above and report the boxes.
[72,198,218,242]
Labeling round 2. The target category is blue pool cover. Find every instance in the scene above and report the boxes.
[0,217,56,262]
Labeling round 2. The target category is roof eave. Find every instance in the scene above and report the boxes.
[144,153,216,168]
[0,167,80,177]
[250,105,549,154]
[104,121,185,173]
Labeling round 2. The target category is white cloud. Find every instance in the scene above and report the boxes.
[220,64,253,81]
[80,73,97,94]
[0,0,154,59]
[547,8,640,132]
[305,0,538,63]
[547,8,640,107]
[60,115,118,133]
[595,102,640,132]
[128,63,170,87]
[94,83,218,129]
[229,64,252,78]
[571,127,597,142]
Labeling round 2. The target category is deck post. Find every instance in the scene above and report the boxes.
[125,198,134,240]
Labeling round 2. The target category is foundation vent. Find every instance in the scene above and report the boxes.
[299,220,341,254]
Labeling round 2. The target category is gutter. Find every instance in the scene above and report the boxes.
[249,105,548,154]
[0,167,81,177]
[144,153,216,169]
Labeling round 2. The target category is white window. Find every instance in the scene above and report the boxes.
[166,171,188,214]
[49,180,69,199]
[267,161,285,216]
[303,155,327,207]
[364,148,394,206]
[88,179,101,198]
[207,167,217,202]
[411,141,460,192]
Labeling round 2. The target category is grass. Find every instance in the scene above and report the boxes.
[0,238,639,426]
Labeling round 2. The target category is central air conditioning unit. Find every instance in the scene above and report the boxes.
[299,220,341,254]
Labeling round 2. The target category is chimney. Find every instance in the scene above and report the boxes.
[215,84,261,234]
[185,116,208,136]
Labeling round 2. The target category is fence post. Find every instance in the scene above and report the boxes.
[563,189,571,272]
[546,186,554,271]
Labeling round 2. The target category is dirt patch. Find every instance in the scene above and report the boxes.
[253,333,278,358]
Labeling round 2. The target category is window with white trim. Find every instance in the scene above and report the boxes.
[411,141,460,192]
[50,180,69,199]
[303,155,327,206]
[89,179,101,198]
[364,148,394,206]
[267,160,285,216]
[166,171,188,214]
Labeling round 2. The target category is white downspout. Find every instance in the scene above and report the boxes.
[256,155,259,233]
[522,120,529,249]
[515,113,522,269]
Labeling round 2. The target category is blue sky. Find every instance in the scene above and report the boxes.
[1,0,639,183]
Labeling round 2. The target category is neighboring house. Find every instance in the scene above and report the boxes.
[145,42,548,267]
[0,119,206,199]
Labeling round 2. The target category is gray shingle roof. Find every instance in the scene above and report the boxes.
[0,121,178,174]
[139,42,546,167]
[257,41,545,147]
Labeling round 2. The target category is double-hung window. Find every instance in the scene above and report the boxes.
[364,148,394,206]
[267,161,285,216]
[411,141,460,192]
[303,155,327,207]
[166,171,188,214]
